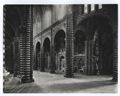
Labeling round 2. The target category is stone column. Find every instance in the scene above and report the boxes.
[3,6,6,69]
[112,31,118,82]
[50,44,55,73]
[50,29,55,73]
[13,37,20,77]
[19,6,34,83]
[64,13,74,78]
[40,47,45,72]
[85,19,91,75]
[86,40,91,75]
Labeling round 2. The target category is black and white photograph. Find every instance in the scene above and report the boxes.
[1,1,119,95]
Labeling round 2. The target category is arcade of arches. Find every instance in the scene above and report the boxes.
[4,5,118,83]
[34,16,115,76]
[34,30,66,73]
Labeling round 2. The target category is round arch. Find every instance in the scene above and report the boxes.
[73,30,86,73]
[43,37,51,71]
[53,28,66,40]
[76,15,114,75]
[42,36,51,47]
[54,30,66,73]
[34,42,41,70]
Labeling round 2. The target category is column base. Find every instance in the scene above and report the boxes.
[50,67,56,74]
[64,73,73,78]
[40,69,45,72]
[21,78,34,83]
[50,70,55,74]
[112,77,118,82]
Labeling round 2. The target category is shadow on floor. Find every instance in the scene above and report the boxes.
[46,80,117,92]
[3,83,44,93]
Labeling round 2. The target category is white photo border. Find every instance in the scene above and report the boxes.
[0,0,119,96]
